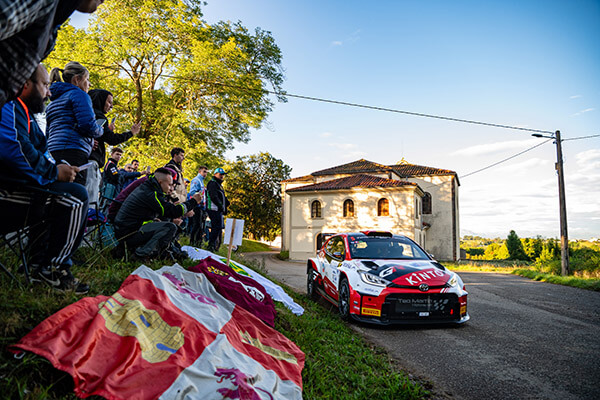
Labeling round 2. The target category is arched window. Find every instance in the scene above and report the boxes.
[343,199,354,217]
[423,192,432,215]
[377,198,389,216]
[311,200,321,218]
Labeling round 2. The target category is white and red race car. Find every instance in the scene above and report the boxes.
[307,231,469,325]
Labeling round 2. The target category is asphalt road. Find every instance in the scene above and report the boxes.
[242,252,600,400]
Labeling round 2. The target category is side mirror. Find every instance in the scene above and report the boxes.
[429,253,436,259]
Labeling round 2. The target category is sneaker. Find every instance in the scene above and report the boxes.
[57,270,89,295]
[32,267,62,286]
[33,267,89,295]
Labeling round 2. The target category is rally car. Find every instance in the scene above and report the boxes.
[306,231,469,325]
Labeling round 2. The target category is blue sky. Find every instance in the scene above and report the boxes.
[72,0,600,239]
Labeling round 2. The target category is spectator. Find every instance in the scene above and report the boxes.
[86,88,139,206]
[100,146,124,210]
[188,165,208,247]
[165,147,187,203]
[206,167,230,252]
[46,61,103,185]
[0,0,104,110]
[113,168,202,260]
[120,162,146,189]
[107,168,176,223]
[0,64,89,293]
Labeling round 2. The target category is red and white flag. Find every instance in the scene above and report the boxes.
[11,265,304,400]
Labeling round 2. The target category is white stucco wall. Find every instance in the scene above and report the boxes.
[406,175,459,260]
[285,187,422,261]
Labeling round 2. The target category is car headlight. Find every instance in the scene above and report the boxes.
[448,275,458,287]
[360,272,390,287]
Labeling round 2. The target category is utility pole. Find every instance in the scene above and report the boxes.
[554,130,569,276]
[532,131,569,276]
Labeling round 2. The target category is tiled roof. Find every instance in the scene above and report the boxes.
[311,159,392,176]
[391,162,456,177]
[282,174,315,183]
[307,159,456,178]
[286,174,417,193]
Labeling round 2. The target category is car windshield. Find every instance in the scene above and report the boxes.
[347,236,429,260]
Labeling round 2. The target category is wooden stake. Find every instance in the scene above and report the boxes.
[226,219,236,267]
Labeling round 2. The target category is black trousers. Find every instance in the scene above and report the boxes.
[50,149,89,186]
[207,210,223,250]
[0,181,88,269]
[188,207,206,247]
[118,221,178,258]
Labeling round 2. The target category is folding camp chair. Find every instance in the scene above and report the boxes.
[0,178,69,285]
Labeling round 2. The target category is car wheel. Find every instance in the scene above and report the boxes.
[338,278,350,321]
[307,269,319,300]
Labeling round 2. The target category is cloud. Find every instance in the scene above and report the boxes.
[451,138,543,157]
[569,95,582,99]
[495,157,551,173]
[331,41,343,46]
[575,149,600,166]
[571,108,595,116]
[328,143,366,159]
[320,132,334,138]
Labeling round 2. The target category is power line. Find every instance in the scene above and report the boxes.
[460,138,553,179]
[415,132,597,191]
[46,56,556,135]
[563,134,600,142]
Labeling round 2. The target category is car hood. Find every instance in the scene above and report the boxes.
[354,259,453,287]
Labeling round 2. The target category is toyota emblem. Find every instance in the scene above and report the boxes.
[418,283,430,292]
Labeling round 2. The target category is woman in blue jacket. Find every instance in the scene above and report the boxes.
[46,61,103,185]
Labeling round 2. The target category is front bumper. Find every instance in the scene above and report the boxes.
[353,291,469,325]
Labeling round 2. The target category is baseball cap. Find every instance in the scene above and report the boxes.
[213,167,227,175]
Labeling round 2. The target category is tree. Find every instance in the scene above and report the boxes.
[506,230,529,260]
[223,152,291,241]
[483,243,509,260]
[539,239,559,263]
[47,0,285,167]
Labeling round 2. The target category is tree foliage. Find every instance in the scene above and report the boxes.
[506,230,529,260]
[223,152,291,241]
[46,0,285,168]
[483,243,509,260]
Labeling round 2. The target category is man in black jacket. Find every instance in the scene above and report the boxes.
[165,147,186,204]
[206,167,230,252]
[114,168,202,260]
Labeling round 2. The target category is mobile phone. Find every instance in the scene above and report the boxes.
[111,117,116,124]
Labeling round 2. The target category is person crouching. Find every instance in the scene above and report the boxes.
[113,168,202,260]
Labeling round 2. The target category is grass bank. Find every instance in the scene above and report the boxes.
[1,245,428,399]
[511,269,600,291]
[238,238,273,252]
[445,261,600,291]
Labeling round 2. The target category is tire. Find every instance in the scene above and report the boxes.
[338,278,351,321]
[307,269,319,300]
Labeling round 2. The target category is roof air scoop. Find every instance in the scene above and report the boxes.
[361,260,380,269]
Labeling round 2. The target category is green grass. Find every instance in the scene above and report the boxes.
[511,269,600,291]
[277,249,289,260]
[0,243,428,399]
[238,238,272,252]
[444,261,518,273]
[444,261,600,291]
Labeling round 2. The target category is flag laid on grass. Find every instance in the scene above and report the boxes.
[11,265,304,400]
[189,257,276,326]
[183,246,304,316]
